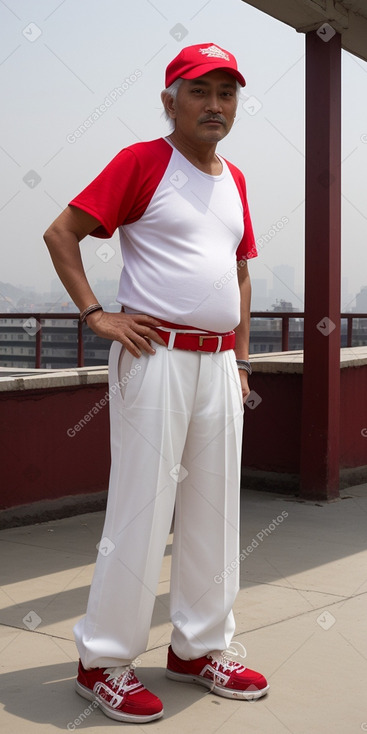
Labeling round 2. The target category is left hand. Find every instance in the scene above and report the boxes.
[238,369,251,404]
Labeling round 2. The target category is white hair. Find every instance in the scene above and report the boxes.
[165,78,183,100]
[161,79,183,125]
[161,78,241,128]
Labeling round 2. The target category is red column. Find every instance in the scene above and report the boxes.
[300,30,341,501]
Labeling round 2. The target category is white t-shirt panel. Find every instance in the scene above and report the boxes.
[117,148,244,332]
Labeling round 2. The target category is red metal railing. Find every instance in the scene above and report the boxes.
[0,313,83,368]
[251,312,305,352]
[251,312,367,352]
[0,312,366,368]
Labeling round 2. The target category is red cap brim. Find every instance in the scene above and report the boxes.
[180,64,246,87]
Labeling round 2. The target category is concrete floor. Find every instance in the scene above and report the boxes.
[1,485,367,734]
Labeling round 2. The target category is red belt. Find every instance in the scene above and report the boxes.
[154,319,236,353]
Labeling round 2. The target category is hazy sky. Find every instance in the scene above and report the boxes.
[1,0,367,311]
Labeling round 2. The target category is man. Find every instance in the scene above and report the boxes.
[44,42,268,724]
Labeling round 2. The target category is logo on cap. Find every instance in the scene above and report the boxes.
[199,45,230,61]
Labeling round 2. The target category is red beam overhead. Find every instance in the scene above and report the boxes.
[242,0,367,62]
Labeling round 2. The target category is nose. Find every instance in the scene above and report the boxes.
[204,94,223,113]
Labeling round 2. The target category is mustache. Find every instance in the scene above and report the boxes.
[199,114,226,125]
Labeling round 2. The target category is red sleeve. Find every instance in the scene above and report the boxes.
[224,159,257,261]
[68,139,173,239]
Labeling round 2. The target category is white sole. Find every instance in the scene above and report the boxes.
[75,680,164,722]
[166,670,269,700]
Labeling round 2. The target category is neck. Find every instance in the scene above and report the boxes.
[167,131,222,174]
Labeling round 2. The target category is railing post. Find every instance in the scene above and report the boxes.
[347,316,353,348]
[78,320,84,367]
[282,316,289,351]
[35,314,42,369]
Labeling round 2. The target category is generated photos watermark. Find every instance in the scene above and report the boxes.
[67,364,141,437]
[316,610,336,631]
[67,70,142,144]
[213,217,289,291]
[316,317,336,336]
[23,610,42,630]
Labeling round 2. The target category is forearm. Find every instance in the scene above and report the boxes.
[234,264,252,360]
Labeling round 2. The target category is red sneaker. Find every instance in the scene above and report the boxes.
[166,646,269,700]
[75,659,163,723]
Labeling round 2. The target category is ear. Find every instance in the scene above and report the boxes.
[161,91,176,120]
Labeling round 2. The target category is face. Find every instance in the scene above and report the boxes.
[168,70,238,145]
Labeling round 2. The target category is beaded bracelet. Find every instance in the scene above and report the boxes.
[236,359,252,376]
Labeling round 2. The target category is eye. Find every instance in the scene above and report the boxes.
[192,88,205,94]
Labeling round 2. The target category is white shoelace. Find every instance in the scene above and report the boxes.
[208,652,246,675]
[103,666,135,693]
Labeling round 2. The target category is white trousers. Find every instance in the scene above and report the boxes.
[74,340,244,668]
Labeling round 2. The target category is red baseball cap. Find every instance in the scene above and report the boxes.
[165,43,246,88]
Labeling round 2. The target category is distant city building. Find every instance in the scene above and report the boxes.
[271,299,299,312]
[355,286,367,313]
